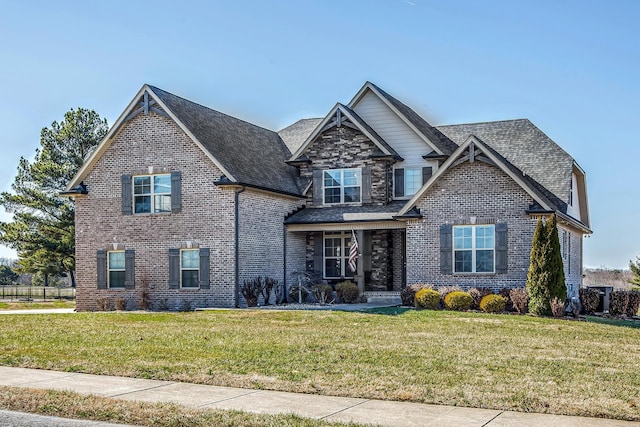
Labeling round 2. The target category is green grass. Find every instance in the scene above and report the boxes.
[585,315,640,329]
[0,300,75,310]
[1,309,639,421]
[0,386,363,427]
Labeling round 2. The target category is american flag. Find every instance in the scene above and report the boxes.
[349,230,358,273]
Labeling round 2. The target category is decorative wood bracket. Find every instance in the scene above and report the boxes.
[124,90,170,122]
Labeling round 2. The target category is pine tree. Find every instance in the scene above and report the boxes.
[0,108,107,287]
[630,256,640,288]
[526,217,549,315]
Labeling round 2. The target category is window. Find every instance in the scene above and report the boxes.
[453,225,495,273]
[181,249,199,288]
[403,168,422,197]
[133,174,171,214]
[324,231,355,279]
[394,166,432,198]
[323,169,361,204]
[108,251,125,288]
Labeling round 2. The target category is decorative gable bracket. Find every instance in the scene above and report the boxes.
[450,142,496,168]
[124,90,169,122]
[319,108,359,134]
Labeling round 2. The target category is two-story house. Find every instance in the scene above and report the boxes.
[66,82,591,311]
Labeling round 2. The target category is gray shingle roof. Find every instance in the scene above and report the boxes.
[279,118,322,154]
[436,119,574,206]
[369,83,459,155]
[149,86,304,196]
[285,201,407,224]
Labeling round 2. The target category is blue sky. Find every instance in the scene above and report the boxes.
[0,1,638,268]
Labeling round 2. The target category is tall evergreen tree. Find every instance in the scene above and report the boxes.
[630,256,640,287]
[544,214,566,303]
[526,217,549,315]
[0,108,108,287]
[527,215,567,315]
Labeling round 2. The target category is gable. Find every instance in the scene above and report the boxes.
[289,104,399,162]
[436,119,574,207]
[352,89,437,161]
[69,85,304,197]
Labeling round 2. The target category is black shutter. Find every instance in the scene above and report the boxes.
[362,166,372,203]
[495,222,508,274]
[97,250,107,289]
[168,248,180,289]
[422,167,433,184]
[199,248,210,289]
[124,249,135,289]
[171,171,182,213]
[121,175,132,215]
[440,224,453,274]
[394,168,404,198]
[313,232,323,275]
[312,170,323,205]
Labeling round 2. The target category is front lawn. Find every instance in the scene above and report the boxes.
[0,309,638,420]
[0,300,75,310]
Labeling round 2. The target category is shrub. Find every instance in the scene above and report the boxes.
[114,297,127,311]
[550,297,565,318]
[336,281,359,303]
[312,284,334,304]
[444,291,472,311]
[509,288,528,314]
[288,284,310,303]
[96,297,110,311]
[626,290,640,317]
[480,294,506,313]
[437,286,461,307]
[137,276,152,310]
[259,277,278,306]
[609,290,629,316]
[401,283,432,307]
[499,287,514,312]
[241,278,261,307]
[414,288,440,309]
[469,287,492,310]
[579,288,600,314]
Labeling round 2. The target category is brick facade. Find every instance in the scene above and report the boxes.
[405,161,583,292]
[238,189,303,305]
[75,112,302,311]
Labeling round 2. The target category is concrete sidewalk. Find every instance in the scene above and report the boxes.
[0,366,636,426]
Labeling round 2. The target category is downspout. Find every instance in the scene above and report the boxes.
[282,223,287,303]
[234,186,246,308]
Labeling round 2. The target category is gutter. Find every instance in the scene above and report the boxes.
[234,186,246,308]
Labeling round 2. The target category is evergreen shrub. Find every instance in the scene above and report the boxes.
[414,288,440,309]
[444,291,472,311]
[336,281,359,303]
[479,294,506,313]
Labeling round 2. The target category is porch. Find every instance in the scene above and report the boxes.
[285,223,406,300]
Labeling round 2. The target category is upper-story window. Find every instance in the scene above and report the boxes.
[323,169,361,204]
[134,174,171,214]
[453,225,495,273]
[394,166,432,199]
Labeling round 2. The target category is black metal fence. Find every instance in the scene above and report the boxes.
[0,286,75,301]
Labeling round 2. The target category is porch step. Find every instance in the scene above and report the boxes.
[365,292,402,306]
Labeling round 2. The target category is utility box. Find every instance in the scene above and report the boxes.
[586,286,613,312]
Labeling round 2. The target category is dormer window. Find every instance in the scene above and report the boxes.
[323,168,361,204]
